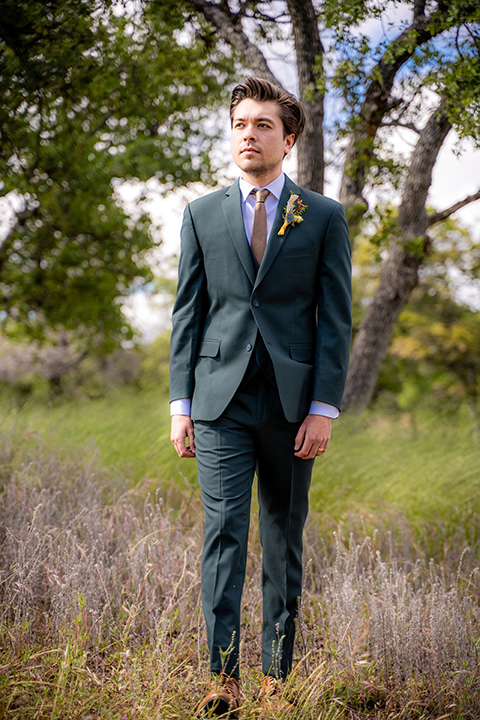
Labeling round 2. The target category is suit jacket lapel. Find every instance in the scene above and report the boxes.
[255,175,300,287]
[222,180,256,286]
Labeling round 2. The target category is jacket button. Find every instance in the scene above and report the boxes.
[246,343,253,352]
[252,299,260,307]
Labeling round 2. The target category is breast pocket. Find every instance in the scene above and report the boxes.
[281,243,316,258]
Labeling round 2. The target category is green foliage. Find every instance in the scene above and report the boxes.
[442,55,480,142]
[0,0,235,347]
[366,205,400,260]
[0,385,176,484]
[385,292,480,410]
[322,0,383,33]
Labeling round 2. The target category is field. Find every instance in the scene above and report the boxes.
[1,388,479,719]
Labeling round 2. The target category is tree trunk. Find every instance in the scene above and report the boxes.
[286,0,324,193]
[343,104,451,411]
[342,242,424,411]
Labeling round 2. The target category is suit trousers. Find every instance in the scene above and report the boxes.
[194,361,314,678]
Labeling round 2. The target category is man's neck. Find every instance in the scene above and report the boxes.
[240,169,284,188]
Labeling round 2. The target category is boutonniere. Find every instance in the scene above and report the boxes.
[278,193,307,236]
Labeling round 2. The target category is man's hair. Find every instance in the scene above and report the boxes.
[230,76,306,144]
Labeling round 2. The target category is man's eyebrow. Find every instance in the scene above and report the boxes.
[233,115,275,123]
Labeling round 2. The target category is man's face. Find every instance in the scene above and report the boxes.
[231,98,295,184]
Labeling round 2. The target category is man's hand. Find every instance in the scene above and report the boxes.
[294,414,332,460]
[171,415,196,458]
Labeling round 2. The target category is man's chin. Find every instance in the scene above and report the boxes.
[237,159,265,176]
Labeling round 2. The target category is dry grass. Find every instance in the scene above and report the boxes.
[1,431,479,719]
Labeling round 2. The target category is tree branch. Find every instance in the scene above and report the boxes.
[87,109,118,139]
[187,0,281,85]
[413,0,427,19]
[380,119,421,134]
[427,188,480,227]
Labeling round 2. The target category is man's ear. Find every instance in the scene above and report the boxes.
[284,132,295,156]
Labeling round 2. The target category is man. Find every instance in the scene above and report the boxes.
[170,76,352,716]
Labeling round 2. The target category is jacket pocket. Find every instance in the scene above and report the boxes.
[198,338,221,358]
[281,244,316,257]
[289,343,313,363]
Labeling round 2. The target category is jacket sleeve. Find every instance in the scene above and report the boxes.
[312,202,352,410]
[169,204,207,403]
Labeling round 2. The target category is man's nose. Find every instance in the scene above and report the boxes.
[243,124,257,141]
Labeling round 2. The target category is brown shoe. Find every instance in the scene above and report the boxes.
[196,674,240,717]
[261,675,295,713]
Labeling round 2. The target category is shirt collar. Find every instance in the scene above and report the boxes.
[239,172,285,203]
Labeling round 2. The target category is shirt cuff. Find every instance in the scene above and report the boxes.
[171,399,338,418]
[309,401,339,419]
[170,399,192,416]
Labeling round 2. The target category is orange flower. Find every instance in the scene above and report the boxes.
[278,193,307,235]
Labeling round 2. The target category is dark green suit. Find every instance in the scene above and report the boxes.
[170,175,351,677]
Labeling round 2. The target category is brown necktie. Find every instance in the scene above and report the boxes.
[250,189,270,265]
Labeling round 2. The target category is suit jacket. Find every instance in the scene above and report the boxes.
[169,175,352,423]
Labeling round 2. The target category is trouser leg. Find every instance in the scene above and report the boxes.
[256,397,314,678]
[195,419,256,676]
[195,368,314,679]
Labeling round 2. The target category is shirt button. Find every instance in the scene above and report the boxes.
[246,343,253,352]
[252,299,260,307]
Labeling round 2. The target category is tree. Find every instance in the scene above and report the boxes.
[354,215,480,415]
[334,1,480,409]
[164,0,480,409]
[0,0,235,348]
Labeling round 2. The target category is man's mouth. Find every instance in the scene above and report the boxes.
[241,147,259,154]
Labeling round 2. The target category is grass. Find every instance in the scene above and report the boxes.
[0,387,176,485]
[1,388,480,718]
[2,388,479,540]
